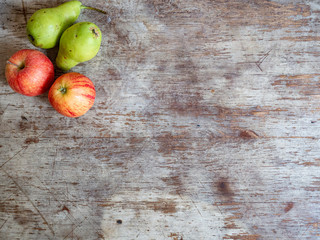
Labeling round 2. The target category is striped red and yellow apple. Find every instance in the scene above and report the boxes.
[48,72,96,118]
[5,49,55,96]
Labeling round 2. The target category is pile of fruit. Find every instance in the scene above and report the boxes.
[5,0,105,118]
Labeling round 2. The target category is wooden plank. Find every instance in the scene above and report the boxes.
[1,0,320,239]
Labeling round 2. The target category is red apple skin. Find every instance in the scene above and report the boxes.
[5,49,55,96]
[48,72,96,118]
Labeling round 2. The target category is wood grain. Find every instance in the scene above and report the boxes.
[1,0,320,239]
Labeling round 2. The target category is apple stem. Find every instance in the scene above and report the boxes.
[7,60,21,68]
[59,87,67,94]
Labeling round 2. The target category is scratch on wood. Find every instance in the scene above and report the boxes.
[34,176,78,223]
[0,218,8,231]
[51,149,57,176]
[255,49,272,72]
[297,222,313,239]
[2,169,55,235]
[0,146,28,169]
[190,197,203,217]
[214,203,223,215]
[0,104,10,122]
[63,217,87,240]
[21,0,27,25]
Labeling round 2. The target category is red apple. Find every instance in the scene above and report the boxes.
[48,72,96,118]
[5,49,54,96]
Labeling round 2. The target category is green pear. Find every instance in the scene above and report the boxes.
[56,22,102,71]
[26,1,105,49]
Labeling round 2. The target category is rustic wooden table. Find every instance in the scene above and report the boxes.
[1,0,320,239]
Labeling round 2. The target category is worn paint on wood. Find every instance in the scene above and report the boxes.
[1,0,320,239]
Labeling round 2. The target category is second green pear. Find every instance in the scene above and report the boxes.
[26,1,105,49]
[56,22,102,71]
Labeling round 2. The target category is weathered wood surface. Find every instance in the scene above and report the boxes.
[1,0,320,239]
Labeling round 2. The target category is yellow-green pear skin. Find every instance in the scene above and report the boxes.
[27,1,82,49]
[56,22,102,71]
[26,1,106,49]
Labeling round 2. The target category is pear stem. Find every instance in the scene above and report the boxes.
[81,5,107,14]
